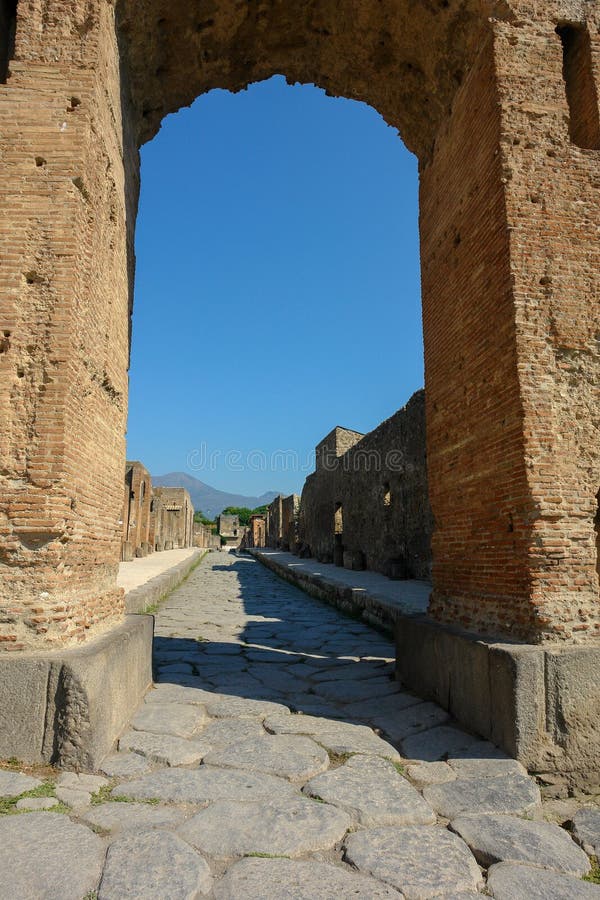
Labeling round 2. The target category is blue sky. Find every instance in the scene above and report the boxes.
[127,75,423,497]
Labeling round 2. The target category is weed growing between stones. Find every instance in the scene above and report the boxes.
[245,852,290,859]
[0,781,69,816]
[324,749,354,767]
[583,859,600,884]
[91,783,159,805]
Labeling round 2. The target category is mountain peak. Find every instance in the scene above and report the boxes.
[152,472,282,519]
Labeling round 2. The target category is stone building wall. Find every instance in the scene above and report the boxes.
[217,514,241,549]
[281,495,300,552]
[193,523,220,550]
[151,487,194,551]
[299,391,432,581]
[242,514,267,549]
[266,496,283,548]
[121,461,152,561]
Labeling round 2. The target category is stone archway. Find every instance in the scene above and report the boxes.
[0,0,599,768]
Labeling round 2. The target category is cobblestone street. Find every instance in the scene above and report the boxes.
[1,552,599,899]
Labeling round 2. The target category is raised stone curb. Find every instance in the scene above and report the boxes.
[125,549,206,613]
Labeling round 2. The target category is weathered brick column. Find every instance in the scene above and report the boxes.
[423,9,599,643]
[0,0,132,649]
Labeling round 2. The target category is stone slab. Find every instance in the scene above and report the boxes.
[573,807,600,857]
[82,801,187,833]
[98,830,212,898]
[100,751,154,777]
[115,766,297,804]
[395,613,600,775]
[177,797,352,857]
[423,774,541,818]
[205,697,291,719]
[406,761,457,788]
[487,862,600,899]
[344,825,483,898]
[203,734,330,781]
[15,796,59,811]
[0,812,104,900]
[213,857,403,899]
[452,813,591,874]
[119,730,210,766]
[0,615,153,767]
[0,770,42,797]
[131,702,207,737]
[303,755,435,826]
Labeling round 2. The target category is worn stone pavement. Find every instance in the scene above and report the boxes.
[2,552,600,899]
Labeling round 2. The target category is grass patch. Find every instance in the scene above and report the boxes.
[387,759,405,775]
[0,781,69,816]
[91,783,159,806]
[244,852,290,859]
[583,860,600,884]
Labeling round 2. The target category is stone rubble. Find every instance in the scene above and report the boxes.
[0,553,598,898]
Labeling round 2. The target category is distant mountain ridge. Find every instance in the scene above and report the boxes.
[152,472,281,520]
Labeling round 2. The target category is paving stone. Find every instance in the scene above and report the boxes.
[145,684,221,706]
[401,725,491,762]
[423,775,541,818]
[82,801,187,833]
[57,772,109,793]
[177,797,352,857]
[205,697,291,719]
[486,862,600,899]
[100,751,154,777]
[314,677,401,704]
[303,755,436,826]
[198,717,266,749]
[448,757,527,779]
[372,701,451,742]
[344,825,483,898]
[452,813,591,874]
[15,796,59,811]
[131,702,207,737]
[55,787,93,809]
[0,812,104,900]
[213,857,404,899]
[264,713,400,759]
[203,734,330,781]
[572,807,600,857]
[342,691,423,720]
[0,769,42,797]
[119,730,210,766]
[98,830,212,898]
[406,761,457,788]
[115,766,297,804]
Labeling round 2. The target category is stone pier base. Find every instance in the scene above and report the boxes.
[395,616,600,780]
[0,616,153,769]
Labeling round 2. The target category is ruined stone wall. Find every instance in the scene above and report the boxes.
[151,487,194,550]
[121,461,152,560]
[193,523,220,550]
[266,496,283,548]
[1,0,597,650]
[281,494,300,552]
[300,391,432,580]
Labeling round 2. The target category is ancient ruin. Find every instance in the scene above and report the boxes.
[0,0,598,771]
[299,390,432,579]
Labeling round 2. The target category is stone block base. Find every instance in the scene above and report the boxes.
[395,615,600,779]
[0,615,153,769]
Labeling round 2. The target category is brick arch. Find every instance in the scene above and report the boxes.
[0,0,598,651]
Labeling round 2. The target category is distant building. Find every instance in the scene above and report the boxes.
[121,461,153,560]
[217,514,242,549]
